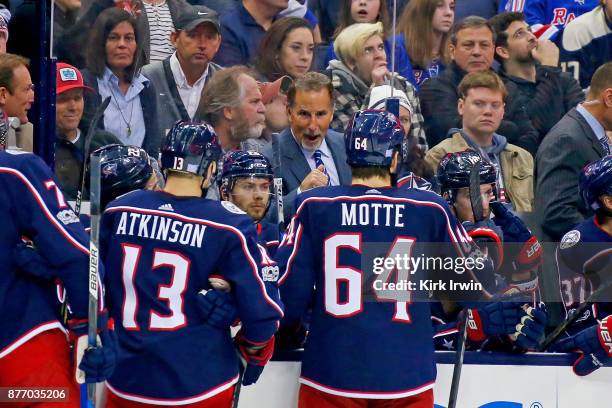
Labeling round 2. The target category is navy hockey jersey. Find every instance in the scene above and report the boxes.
[523,0,599,40]
[276,185,489,398]
[560,6,612,89]
[257,220,280,257]
[0,151,91,358]
[556,216,612,334]
[100,190,283,404]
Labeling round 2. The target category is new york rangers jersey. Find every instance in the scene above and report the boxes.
[100,190,283,404]
[556,216,612,334]
[560,6,612,89]
[522,0,599,40]
[276,185,489,398]
[0,151,91,358]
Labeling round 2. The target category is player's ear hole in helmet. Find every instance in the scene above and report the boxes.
[88,144,154,210]
[344,109,405,182]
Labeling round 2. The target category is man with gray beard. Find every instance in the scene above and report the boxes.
[195,65,266,151]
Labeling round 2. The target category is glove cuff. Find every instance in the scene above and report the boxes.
[463,309,487,343]
[597,315,612,358]
[236,333,275,367]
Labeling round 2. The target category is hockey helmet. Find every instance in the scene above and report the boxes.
[218,150,274,195]
[90,144,153,207]
[437,150,497,202]
[579,155,612,211]
[161,120,222,177]
[345,109,405,167]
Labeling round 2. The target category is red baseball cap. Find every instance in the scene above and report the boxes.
[258,75,293,105]
[56,62,93,95]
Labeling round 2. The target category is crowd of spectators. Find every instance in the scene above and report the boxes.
[0,0,611,342]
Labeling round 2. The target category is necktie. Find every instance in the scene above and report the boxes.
[313,149,331,186]
[599,137,611,155]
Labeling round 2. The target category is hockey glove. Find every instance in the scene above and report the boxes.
[490,202,543,275]
[462,301,529,343]
[235,332,275,386]
[275,322,307,351]
[197,288,238,328]
[462,219,504,271]
[68,312,117,384]
[13,241,55,280]
[549,315,612,376]
[510,304,548,350]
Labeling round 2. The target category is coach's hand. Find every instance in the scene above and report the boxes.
[300,165,328,191]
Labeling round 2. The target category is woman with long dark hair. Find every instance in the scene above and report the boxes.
[255,17,315,82]
[398,0,455,88]
[82,8,161,157]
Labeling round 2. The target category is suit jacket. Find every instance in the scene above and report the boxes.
[270,128,351,219]
[535,107,607,241]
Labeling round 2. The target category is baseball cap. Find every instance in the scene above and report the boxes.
[367,85,413,116]
[175,5,220,33]
[56,62,94,95]
[258,76,293,105]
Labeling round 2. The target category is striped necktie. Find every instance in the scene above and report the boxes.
[313,149,331,186]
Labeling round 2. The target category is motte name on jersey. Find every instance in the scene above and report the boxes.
[341,202,405,227]
[115,212,205,248]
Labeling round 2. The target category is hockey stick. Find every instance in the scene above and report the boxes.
[86,154,102,406]
[539,273,612,351]
[74,96,111,215]
[448,312,468,408]
[447,163,483,408]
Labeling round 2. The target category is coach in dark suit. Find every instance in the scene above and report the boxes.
[271,72,351,219]
[535,63,612,241]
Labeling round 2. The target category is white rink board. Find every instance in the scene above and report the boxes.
[238,352,612,408]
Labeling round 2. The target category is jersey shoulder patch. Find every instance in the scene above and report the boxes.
[560,229,581,249]
[221,201,246,215]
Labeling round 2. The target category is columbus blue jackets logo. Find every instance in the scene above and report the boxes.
[560,229,581,249]
[56,209,79,225]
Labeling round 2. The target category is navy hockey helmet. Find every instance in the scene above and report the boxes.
[579,155,612,211]
[345,109,405,167]
[161,120,222,177]
[218,150,274,195]
[437,150,497,201]
[90,144,153,207]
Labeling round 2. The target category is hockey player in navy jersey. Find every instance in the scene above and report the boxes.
[218,150,280,256]
[276,110,539,407]
[551,155,612,375]
[100,121,283,407]
[0,149,116,405]
[520,0,599,41]
[432,150,547,351]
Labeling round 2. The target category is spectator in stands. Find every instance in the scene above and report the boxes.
[272,72,351,218]
[0,53,34,152]
[54,0,80,43]
[195,65,266,151]
[420,16,539,154]
[307,0,340,42]
[0,5,9,54]
[57,0,191,68]
[214,0,289,67]
[328,22,427,151]
[278,0,322,43]
[398,0,454,88]
[425,70,534,212]
[535,62,612,241]
[322,0,416,85]
[82,8,161,157]
[254,17,314,82]
[142,5,222,134]
[54,62,120,198]
[490,11,584,146]
[560,0,612,90]
[260,75,292,136]
[366,84,435,184]
[454,0,499,20]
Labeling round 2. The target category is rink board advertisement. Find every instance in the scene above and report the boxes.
[237,351,611,408]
